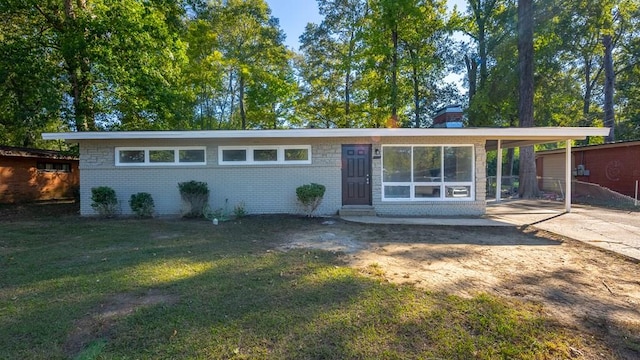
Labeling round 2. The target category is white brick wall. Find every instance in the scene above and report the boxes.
[78,136,487,216]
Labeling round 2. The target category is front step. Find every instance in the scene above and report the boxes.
[339,206,377,217]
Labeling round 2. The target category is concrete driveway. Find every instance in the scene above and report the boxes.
[487,200,640,261]
[343,199,640,261]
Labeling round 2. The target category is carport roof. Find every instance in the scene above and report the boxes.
[43,127,610,149]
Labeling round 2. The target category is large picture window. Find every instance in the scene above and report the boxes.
[382,145,474,201]
[115,147,206,166]
[218,146,311,165]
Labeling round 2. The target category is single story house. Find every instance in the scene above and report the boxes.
[536,140,640,198]
[0,146,79,203]
[42,127,608,217]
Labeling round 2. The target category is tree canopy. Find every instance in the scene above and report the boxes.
[1,0,639,148]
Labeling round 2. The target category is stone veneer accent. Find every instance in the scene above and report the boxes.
[78,136,487,216]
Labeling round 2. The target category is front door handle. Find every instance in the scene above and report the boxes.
[366,174,370,185]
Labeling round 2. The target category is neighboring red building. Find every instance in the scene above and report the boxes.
[536,140,640,198]
[0,146,79,203]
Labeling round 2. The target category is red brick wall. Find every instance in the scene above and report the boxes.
[0,157,79,203]
[574,144,640,198]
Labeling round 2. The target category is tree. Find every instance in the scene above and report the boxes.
[297,0,369,128]
[188,0,294,130]
[298,23,350,128]
[1,0,191,133]
[517,0,539,198]
[0,6,65,147]
[615,0,640,140]
[399,0,449,127]
[460,0,513,126]
[357,0,451,127]
[603,33,615,142]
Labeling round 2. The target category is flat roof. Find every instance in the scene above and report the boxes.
[0,146,78,160]
[536,139,640,155]
[42,127,610,149]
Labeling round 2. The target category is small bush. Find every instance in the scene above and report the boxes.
[91,186,118,218]
[233,201,247,218]
[296,183,326,217]
[129,192,155,218]
[178,181,209,218]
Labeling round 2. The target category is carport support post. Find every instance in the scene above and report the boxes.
[496,140,502,202]
[565,139,572,213]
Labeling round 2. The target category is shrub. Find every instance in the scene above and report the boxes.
[296,183,326,217]
[233,201,247,218]
[129,192,155,218]
[178,181,209,218]
[91,186,118,217]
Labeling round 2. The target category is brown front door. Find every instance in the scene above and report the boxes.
[342,144,372,205]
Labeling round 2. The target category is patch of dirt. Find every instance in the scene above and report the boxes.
[63,290,178,358]
[281,220,640,359]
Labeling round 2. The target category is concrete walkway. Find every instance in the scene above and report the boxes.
[342,199,640,261]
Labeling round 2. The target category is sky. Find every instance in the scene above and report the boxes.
[266,0,468,50]
[266,0,322,50]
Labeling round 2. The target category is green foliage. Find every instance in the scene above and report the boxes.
[91,186,118,217]
[2,0,640,141]
[129,192,155,218]
[233,201,247,218]
[296,183,326,217]
[0,0,190,133]
[178,181,209,218]
[297,0,455,129]
[184,0,295,130]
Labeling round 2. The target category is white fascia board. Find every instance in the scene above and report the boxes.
[42,127,610,142]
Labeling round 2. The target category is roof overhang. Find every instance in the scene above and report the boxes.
[0,146,78,160]
[42,127,610,149]
[536,139,640,155]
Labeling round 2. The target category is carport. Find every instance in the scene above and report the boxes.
[484,127,610,212]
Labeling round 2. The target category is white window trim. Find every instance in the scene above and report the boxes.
[381,144,475,202]
[115,146,207,166]
[218,145,312,165]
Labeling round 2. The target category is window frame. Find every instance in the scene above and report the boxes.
[115,146,206,166]
[36,162,72,173]
[381,144,475,202]
[218,145,312,165]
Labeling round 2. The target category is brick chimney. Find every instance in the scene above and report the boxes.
[432,105,463,128]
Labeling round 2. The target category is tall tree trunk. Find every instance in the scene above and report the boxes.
[478,22,487,90]
[390,25,398,125]
[464,54,478,102]
[505,116,516,190]
[227,69,235,127]
[581,59,593,145]
[63,0,94,131]
[505,148,515,175]
[517,0,539,198]
[582,58,593,119]
[464,54,478,125]
[344,31,355,124]
[603,34,615,142]
[408,48,420,128]
[506,117,516,178]
[239,74,246,130]
[272,104,277,129]
[344,69,351,120]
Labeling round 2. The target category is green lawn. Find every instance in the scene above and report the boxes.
[1,212,586,359]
